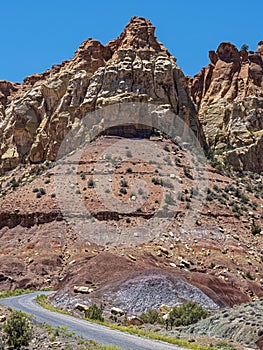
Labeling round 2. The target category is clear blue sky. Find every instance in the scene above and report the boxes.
[1,0,262,82]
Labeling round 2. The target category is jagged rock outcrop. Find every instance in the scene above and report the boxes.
[190,41,263,172]
[0,17,204,174]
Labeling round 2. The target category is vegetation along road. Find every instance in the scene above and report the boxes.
[0,292,188,350]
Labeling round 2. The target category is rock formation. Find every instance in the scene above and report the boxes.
[190,41,263,172]
[0,16,204,174]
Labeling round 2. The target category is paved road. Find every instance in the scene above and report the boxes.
[0,292,187,350]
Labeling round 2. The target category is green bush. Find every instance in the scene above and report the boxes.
[251,225,261,235]
[88,179,95,188]
[140,309,161,324]
[119,187,127,195]
[169,301,208,327]
[120,179,128,188]
[3,310,32,349]
[85,304,104,321]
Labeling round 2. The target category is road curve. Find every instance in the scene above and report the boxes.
[0,292,187,350]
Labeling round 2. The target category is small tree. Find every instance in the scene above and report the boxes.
[140,309,160,324]
[240,44,249,52]
[84,304,104,321]
[3,310,32,349]
[169,301,208,327]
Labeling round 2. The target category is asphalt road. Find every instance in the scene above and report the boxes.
[0,292,187,350]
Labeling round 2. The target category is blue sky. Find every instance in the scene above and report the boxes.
[1,0,263,82]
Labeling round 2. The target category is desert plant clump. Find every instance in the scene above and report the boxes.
[120,179,128,188]
[169,301,208,327]
[163,144,170,152]
[84,304,104,321]
[152,177,162,185]
[88,178,95,188]
[80,172,86,180]
[39,188,46,195]
[140,309,162,324]
[3,310,32,349]
[119,187,127,195]
[251,225,261,235]
[183,166,193,179]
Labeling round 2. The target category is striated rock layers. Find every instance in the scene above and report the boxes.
[0,17,203,174]
[190,41,263,172]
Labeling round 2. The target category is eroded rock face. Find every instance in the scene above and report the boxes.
[190,41,263,172]
[0,16,203,174]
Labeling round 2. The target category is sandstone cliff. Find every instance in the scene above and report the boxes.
[190,41,263,172]
[0,17,203,174]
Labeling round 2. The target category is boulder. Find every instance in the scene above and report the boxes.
[74,303,89,312]
[0,315,6,322]
[73,286,93,294]
[127,316,143,326]
[110,307,125,316]
[159,304,173,315]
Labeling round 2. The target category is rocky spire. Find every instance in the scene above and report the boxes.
[107,16,171,60]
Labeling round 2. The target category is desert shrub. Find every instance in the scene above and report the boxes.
[213,184,220,192]
[224,184,235,193]
[119,187,127,195]
[245,272,255,280]
[251,225,261,235]
[3,310,32,349]
[175,157,181,165]
[126,167,133,173]
[169,301,208,327]
[140,309,161,324]
[10,177,19,189]
[36,192,42,198]
[183,166,193,179]
[162,179,174,189]
[120,179,128,188]
[39,188,46,195]
[80,172,86,180]
[126,150,132,158]
[84,304,104,321]
[152,177,162,185]
[165,193,175,205]
[88,179,95,188]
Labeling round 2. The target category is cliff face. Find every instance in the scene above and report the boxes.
[0,17,203,174]
[190,41,263,172]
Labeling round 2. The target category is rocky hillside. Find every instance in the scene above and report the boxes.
[0,16,204,175]
[190,41,263,172]
[0,16,262,349]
